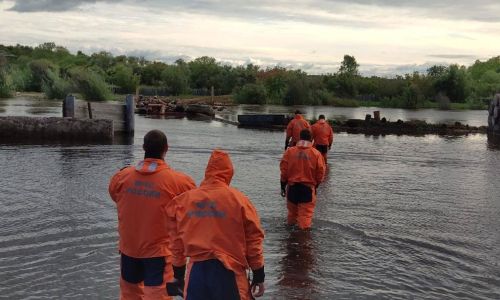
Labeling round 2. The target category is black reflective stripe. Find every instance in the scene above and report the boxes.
[287,183,313,204]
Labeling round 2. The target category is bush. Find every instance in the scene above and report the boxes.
[42,71,72,99]
[9,66,32,91]
[70,67,111,101]
[234,83,267,104]
[329,97,359,107]
[312,89,334,105]
[28,59,56,92]
[0,71,13,98]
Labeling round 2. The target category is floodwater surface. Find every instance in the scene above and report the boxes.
[1,97,500,299]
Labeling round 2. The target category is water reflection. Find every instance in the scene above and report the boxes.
[278,229,317,299]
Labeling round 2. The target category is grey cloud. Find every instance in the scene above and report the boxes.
[7,0,92,12]
[4,0,500,24]
[427,54,478,60]
[5,0,119,12]
[138,0,500,23]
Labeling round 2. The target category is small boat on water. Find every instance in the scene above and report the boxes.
[237,114,288,128]
[186,104,215,117]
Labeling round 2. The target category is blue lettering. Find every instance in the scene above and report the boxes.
[126,187,160,198]
[188,200,225,218]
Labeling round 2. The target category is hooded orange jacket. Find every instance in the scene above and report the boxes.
[286,115,311,145]
[280,140,326,188]
[311,119,334,146]
[166,150,265,273]
[109,159,196,258]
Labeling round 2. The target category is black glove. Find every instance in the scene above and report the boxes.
[166,265,186,297]
[284,140,289,150]
[251,266,265,287]
[280,181,287,197]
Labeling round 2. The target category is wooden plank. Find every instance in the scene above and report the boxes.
[92,110,124,120]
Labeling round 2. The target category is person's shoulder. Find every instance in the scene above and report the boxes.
[113,165,133,177]
[310,146,322,156]
[166,168,194,181]
[228,187,251,204]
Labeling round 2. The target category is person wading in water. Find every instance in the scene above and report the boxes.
[109,129,196,300]
[280,129,326,230]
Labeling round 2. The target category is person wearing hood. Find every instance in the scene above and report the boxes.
[166,149,265,300]
[280,129,326,230]
[311,114,334,163]
[285,110,311,149]
[109,129,196,300]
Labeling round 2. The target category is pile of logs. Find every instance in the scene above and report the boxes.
[488,94,500,134]
[136,96,185,115]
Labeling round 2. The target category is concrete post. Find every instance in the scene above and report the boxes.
[63,95,75,118]
[124,94,135,135]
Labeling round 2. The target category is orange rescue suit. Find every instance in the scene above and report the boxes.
[280,140,325,229]
[109,159,195,300]
[286,114,311,146]
[311,119,333,147]
[109,158,196,258]
[167,150,265,300]
[311,119,334,162]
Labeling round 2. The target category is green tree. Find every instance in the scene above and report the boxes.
[188,56,221,89]
[338,55,359,76]
[161,64,190,95]
[234,83,267,104]
[434,65,470,102]
[108,64,140,94]
[141,62,168,85]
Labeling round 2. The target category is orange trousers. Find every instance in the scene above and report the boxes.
[286,194,317,230]
[184,260,251,300]
[120,257,174,300]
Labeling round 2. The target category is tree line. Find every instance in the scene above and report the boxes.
[1,42,499,109]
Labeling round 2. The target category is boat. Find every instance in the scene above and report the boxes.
[185,104,215,117]
[237,114,288,128]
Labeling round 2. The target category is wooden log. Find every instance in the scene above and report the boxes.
[87,102,93,119]
[373,111,380,121]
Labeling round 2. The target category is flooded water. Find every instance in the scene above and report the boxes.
[1,97,500,299]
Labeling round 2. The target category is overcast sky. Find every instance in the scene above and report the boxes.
[0,0,499,76]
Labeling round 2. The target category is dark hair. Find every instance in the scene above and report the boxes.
[318,114,325,119]
[300,129,312,141]
[294,110,302,115]
[143,130,168,159]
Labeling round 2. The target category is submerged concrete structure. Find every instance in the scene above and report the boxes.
[0,116,113,142]
[488,94,500,135]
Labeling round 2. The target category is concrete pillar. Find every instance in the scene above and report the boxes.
[124,94,135,135]
[63,95,75,118]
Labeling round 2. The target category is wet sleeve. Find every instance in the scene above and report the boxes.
[305,120,311,129]
[329,126,334,145]
[311,125,317,142]
[108,171,123,203]
[286,120,293,138]
[241,196,265,270]
[280,150,289,182]
[316,153,326,184]
[166,196,187,267]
